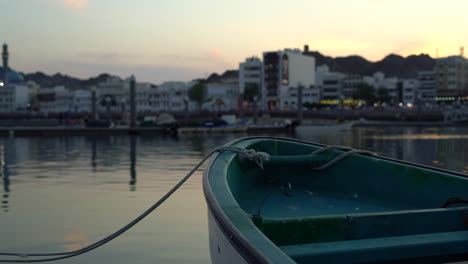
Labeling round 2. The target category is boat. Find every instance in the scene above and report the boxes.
[203,137,468,264]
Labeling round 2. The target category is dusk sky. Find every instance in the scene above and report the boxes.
[2,0,468,84]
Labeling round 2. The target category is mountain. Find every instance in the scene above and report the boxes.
[21,72,112,90]
[205,52,435,82]
[304,51,435,78]
[5,52,436,88]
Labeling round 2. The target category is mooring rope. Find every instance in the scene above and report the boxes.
[310,145,375,170]
[0,146,269,263]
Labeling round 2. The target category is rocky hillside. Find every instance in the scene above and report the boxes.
[21,72,112,90]
[304,51,435,78]
[5,52,436,88]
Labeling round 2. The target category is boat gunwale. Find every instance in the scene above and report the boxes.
[203,148,283,263]
[202,136,468,263]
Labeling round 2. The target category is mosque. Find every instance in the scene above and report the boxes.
[2,43,24,85]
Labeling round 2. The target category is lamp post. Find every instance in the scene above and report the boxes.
[121,98,126,113]
[105,95,112,122]
[253,95,258,124]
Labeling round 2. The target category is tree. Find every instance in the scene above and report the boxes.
[244,83,260,103]
[188,82,207,110]
[353,83,376,104]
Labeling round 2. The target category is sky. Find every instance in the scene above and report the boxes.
[1,0,468,84]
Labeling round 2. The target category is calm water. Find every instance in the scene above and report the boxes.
[0,127,467,263]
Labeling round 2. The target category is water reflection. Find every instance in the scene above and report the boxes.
[1,142,9,212]
[129,135,136,191]
[91,137,97,172]
[296,126,468,173]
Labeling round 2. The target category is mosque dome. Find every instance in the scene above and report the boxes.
[3,70,24,84]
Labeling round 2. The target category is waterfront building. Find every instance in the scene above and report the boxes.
[417,71,437,103]
[342,75,363,99]
[91,76,128,113]
[282,86,320,110]
[400,79,419,106]
[151,81,195,112]
[36,86,72,113]
[435,56,468,98]
[0,84,29,112]
[363,72,398,103]
[239,57,262,107]
[134,82,154,112]
[315,65,345,101]
[71,90,92,112]
[91,76,158,113]
[204,83,239,111]
[262,49,315,110]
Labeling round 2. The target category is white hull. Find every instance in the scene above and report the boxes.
[207,208,249,264]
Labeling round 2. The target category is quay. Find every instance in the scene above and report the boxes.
[0,127,173,137]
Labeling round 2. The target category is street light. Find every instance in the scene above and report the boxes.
[105,95,112,122]
[253,95,258,124]
[121,98,126,113]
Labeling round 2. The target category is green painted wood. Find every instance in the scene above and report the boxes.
[280,231,468,264]
[206,137,468,264]
[254,207,468,246]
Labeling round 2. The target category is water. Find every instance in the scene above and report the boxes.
[0,127,467,263]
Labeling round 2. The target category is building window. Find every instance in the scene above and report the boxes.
[281,54,289,85]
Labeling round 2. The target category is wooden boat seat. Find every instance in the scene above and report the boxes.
[252,207,468,246]
[279,231,468,264]
[252,207,468,263]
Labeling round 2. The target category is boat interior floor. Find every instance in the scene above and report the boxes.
[240,186,412,218]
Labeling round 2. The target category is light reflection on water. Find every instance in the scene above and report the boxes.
[0,127,466,263]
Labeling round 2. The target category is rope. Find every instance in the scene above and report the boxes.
[0,146,269,263]
[220,146,270,169]
[310,145,375,170]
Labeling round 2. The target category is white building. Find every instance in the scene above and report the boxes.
[239,57,262,93]
[342,75,363,99]
[71,90,92,112]
[364,72,398,103]
[0,84,29,112]
[203,83,239,111]
[401,79,419,105]
[315,65,345,101]
[134,82,155,112]
[151,81,196,112]
[282,86,320,110]
[417,71,437,103]
[435,56,468,98]
[263,49,315,110]
[91,76,159,113]
[37,86,72,113]
[91,76,128,113]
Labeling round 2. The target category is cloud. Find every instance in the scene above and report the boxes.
[64,0,89,9]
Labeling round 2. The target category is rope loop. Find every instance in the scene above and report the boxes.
[218,146,270,170]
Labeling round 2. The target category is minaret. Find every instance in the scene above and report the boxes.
[2,43,9,84]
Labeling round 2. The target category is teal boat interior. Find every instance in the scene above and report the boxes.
[206,137,468,263]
